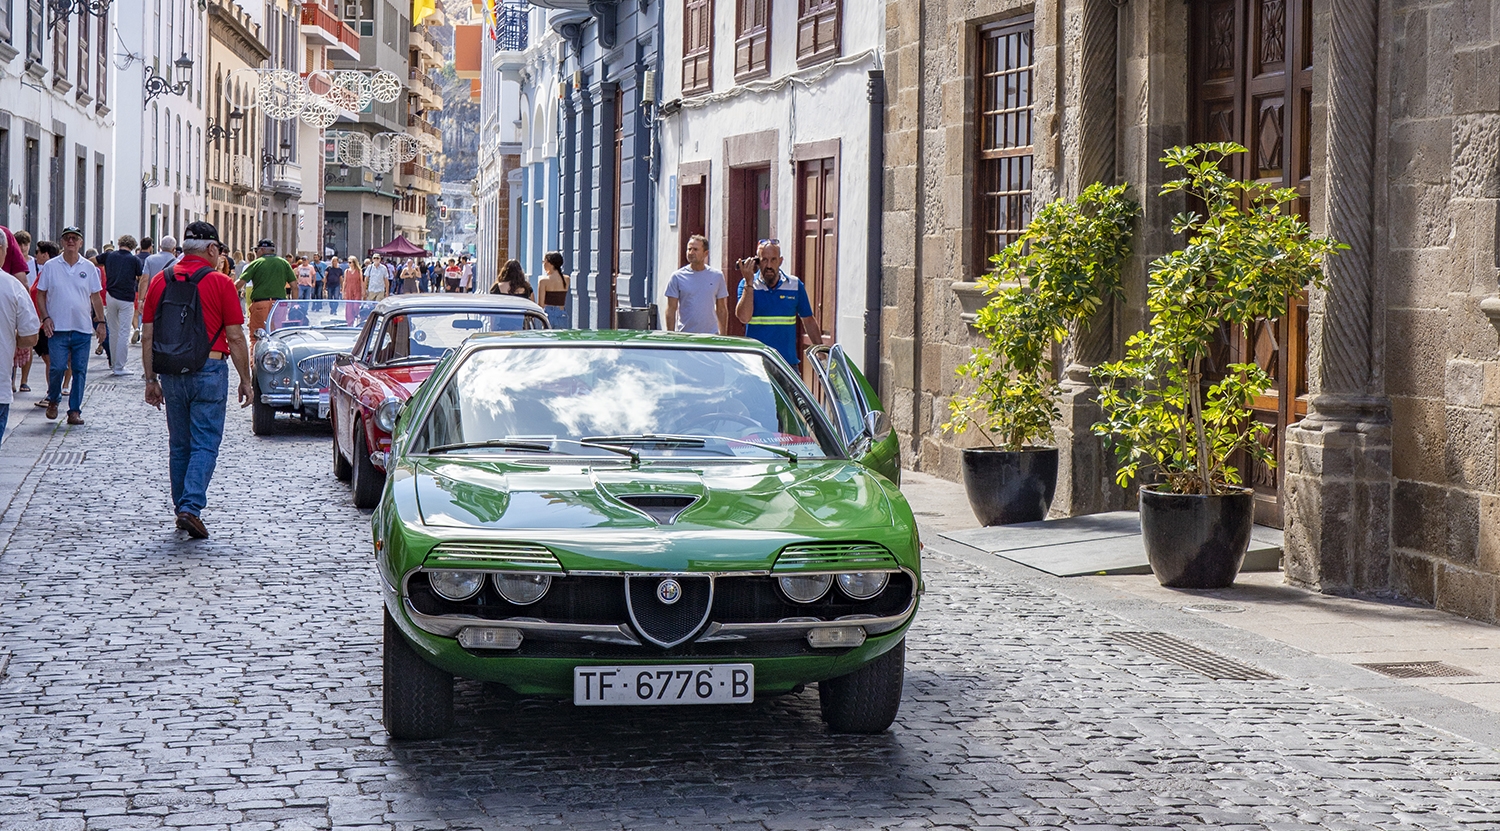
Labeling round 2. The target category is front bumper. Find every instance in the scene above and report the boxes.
[258,389,330,417]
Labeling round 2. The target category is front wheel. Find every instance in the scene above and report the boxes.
[331,411,352,482]
[250,391,276,435]
[351,423,384,509]
[383,609,454,740]
[818,639,905,734]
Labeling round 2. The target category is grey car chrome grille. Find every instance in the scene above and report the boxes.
[297,353,337,389]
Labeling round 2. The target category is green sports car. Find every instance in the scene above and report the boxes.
[374,330,920,739]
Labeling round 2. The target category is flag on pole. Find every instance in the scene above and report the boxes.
[413,0,437,26]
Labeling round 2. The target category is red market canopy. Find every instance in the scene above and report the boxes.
[370,235,430,258]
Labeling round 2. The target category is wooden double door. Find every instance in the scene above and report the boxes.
[1190,0,1314,528]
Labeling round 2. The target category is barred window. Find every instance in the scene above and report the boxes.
[976,17,1034,272]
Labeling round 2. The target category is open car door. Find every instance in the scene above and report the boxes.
[806,345,900,484]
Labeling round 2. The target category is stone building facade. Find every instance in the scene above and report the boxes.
[882,0,1500,622]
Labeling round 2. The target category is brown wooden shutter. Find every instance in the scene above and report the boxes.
[735,0,770,80]
[796,0,839,65]
[682,0,714,95]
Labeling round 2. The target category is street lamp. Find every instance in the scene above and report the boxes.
[47,0,110,26]
[206,108,245,145]
[261,138,293,169]
[143,53,195,104]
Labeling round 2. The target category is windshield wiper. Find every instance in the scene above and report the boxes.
[585,433,798,465]
[573,438,642,467]
[425,439,553,454]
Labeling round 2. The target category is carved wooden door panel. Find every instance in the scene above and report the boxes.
[1191,0,1313,528]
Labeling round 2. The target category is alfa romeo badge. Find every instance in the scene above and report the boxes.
[657,578,682,605]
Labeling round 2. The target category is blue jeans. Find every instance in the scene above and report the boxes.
[544,306,568,329]
[298,285,313,300]
[0,403,9,444]
[47,330,91,413]
[326,281,342,300]
[160,359,228,517]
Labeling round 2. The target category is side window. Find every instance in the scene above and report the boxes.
[373,314,410,364]
[352,312,381,361]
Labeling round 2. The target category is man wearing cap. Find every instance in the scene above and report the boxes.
[35,226,107,424]
[142,221,252,540]
[235,238,296,344]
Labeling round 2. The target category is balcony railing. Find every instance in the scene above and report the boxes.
[407,67,442,105]
[496,2,530,52]
[401,161,439,191]
[408,112,440,140]
[300,2,360,60]
[230,156,256,192]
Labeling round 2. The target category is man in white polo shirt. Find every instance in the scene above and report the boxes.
[36,226,106,424]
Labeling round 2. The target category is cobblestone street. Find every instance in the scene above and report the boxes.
[2,374,1500,830]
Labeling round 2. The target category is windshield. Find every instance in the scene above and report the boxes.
[372,311,546,365]
[268,300,376,332]
[413,346,840,460]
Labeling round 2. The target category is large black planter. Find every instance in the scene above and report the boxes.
[960,447,1059,526]
[1139,486,1254,588]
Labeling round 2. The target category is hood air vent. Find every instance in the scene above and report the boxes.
[618,494,699,525]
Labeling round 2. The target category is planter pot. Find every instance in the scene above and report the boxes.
[960,447,1059,526]
[1139,486,1254,589]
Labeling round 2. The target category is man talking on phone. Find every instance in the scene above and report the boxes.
[733,239,822,369]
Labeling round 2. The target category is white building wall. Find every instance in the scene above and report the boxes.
[655,1,882,368]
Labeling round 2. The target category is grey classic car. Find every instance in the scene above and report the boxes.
[251,299,377,435]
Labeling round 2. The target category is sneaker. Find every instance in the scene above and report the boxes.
[111,368,127,377]
[66,411,83,425]
[130,328,141,344]
[45,401,57,420]
[175,512,209,539]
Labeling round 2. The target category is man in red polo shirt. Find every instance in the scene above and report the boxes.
[141,221,253,539]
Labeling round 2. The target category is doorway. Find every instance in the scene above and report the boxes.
[794,151,838,366]
[725,164,771,337]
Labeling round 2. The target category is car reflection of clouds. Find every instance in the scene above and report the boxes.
[549,363,672,436]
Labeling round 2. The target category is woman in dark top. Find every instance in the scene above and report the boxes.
[537,251,569,329]
[490,259,533,300]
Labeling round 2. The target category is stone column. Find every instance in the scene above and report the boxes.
[1054,0,1126,516]
[575,85,595,327]
[1283,0,1393,593]
[589,80,619,330]
[560,91,578,324]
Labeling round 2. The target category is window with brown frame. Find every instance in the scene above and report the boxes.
[682,0,713,95]
[796,0,839,65]
[735,0,770,80]
[75,9,88,98]
[95,12,107,109]
[975,16,1034,273]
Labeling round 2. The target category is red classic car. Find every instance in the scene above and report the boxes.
[330,293,550,507]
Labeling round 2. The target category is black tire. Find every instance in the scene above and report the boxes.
[250,393,276,435]
[383,608,454,740]
[351,423,384,509]
[818,639,906,734]
[332,412,352,482]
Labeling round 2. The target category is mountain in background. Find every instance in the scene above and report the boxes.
[423,16,478,184]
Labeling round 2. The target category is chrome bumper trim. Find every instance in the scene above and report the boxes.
[404,598,644,645]
[260,393,294,405]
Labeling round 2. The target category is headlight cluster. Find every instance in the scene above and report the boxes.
[426,571,553,605]
[260,349,288,373]
[777,572,890,603]
[375,397,402,433]
[301,367,322,387]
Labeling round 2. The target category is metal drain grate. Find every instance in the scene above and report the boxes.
[1109,631,1278,680]
[1357,661,1478,679]
[38,450,86,466]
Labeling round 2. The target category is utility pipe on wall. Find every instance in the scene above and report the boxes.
[865,69,885,396]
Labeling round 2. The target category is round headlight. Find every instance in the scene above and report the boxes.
[494,573,552,605]
[301,367,321,387]
[778,574,833,604]
[836,572,890,600]
[375,397,402,433]
[428,570,484,601]
[260,350,287,373]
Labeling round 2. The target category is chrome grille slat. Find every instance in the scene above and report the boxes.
[296,353,338,388]
[426,541,564,572]
[772,542,900,572]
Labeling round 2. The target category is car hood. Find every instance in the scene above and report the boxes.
[371,364,436,399]
[268,328,361,353]
[407,457,908,572]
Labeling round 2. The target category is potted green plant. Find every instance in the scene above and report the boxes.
[945,182,1138,525]
[1093,143,1345,587]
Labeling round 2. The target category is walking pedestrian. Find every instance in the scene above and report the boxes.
[235,239,297,343]
[733,240,823,370]
[443,258,461,292]
[141,221,252,539]
[102,236,144,376]
[400,258,420,296]
[490,259,533,299]
[538,251,570,329]
[418,259,431,294]
[14,230,35,286]
[342,257,364,302]
[143,235,178,280]
[325,257,344,300]
[313,254,327,299]
[132,237,156,343]
[28,241,58,400]
[666,235,729,335]
[35,226,107,424]
[0,226,39,440]
[364,254,390,301]
[459,256,474,293]
[295,257,315,300]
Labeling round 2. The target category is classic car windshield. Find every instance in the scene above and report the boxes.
[372,311,545,365]
[268,300,376,332]
[413,346,840,459]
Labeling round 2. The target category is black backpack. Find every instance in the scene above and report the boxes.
[151,265,221,375]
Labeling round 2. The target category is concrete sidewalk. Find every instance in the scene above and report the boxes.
[900,469,1500,717]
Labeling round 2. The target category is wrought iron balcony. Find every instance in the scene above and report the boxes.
[496,2,530,53]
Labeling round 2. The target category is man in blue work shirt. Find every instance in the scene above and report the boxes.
[733,240,823,367]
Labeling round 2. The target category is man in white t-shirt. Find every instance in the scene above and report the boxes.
[364,255,390,300]
[36,226,106,424]
[665,234,729,334]
[0,227,40,442]
[459,257,474,292]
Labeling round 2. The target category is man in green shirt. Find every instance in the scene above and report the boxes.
[235,238,297,344]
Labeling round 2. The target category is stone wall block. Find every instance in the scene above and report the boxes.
[1436,563,1498,622]
[1389,183,1455,249]
[1453,44,1500,114]
[1451,115,1500,200]
[1391,395,1446,483]
[1446,487,1481,565]
[1385,308,1448,396]
[1392,479,1447,553]
[1391,549,1437,604]
[1450,295,1500,359]
[1388,118,1453,185]
[1480,493,1500,574]
[1390,9,1431,119]
[1445,359,1487,406]
[1484,363,1500,407]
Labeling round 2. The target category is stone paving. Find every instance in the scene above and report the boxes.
[2,376,1500,830]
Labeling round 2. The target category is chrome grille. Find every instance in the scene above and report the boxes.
[625,575,712,648]
[772,542,900,573]
[426,541,564,572]
[296,353,337,389]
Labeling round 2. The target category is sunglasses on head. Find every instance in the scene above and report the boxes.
[758,238,780,246]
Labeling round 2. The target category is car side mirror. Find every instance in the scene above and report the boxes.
[254,328,268,340]
[334,353,352,366]
[864,410,891,443]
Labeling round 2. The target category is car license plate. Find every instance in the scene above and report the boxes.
[574,664,754,706]
[317,393,330,419]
